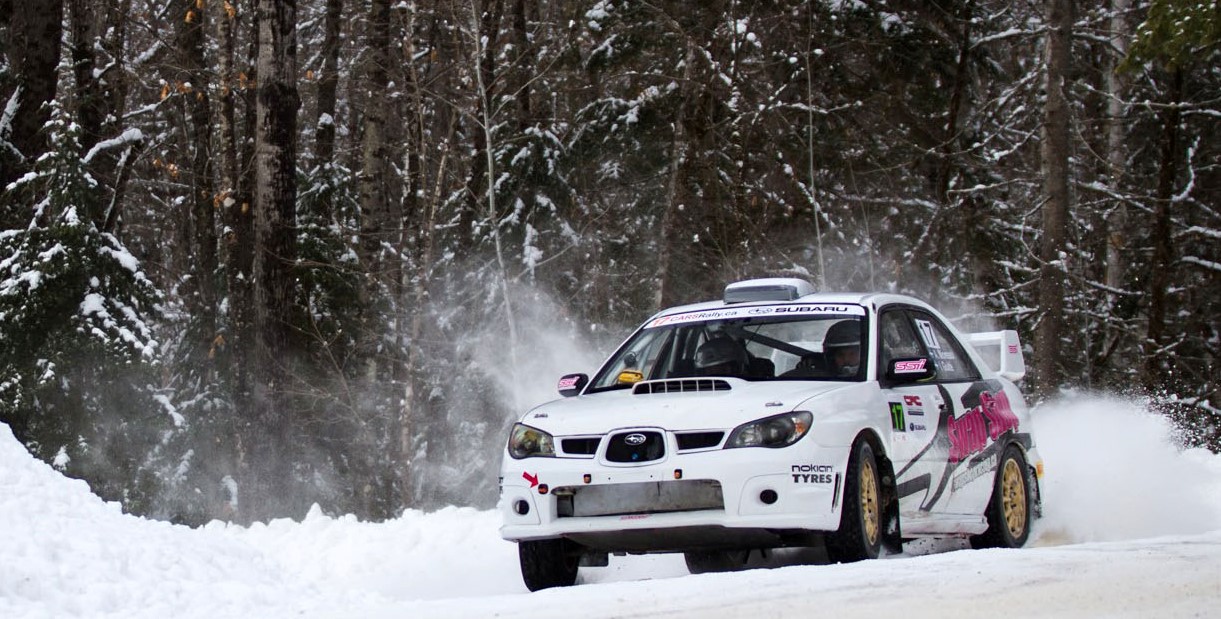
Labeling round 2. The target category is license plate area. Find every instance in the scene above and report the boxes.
[556,480,724,517]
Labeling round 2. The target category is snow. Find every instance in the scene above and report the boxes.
[82,128,143,164]
[98,242,143,277]
[2,395,1221,618]
[1182,255,1221,273]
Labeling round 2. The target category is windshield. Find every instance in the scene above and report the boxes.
[588,304,868,392]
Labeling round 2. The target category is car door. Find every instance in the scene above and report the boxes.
[905,308,1000,515]
[912,308,1038,522]
[875,307,948,519]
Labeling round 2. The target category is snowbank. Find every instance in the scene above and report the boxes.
[1,395,1219,619]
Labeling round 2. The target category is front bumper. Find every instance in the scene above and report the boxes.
[499,442,851,551]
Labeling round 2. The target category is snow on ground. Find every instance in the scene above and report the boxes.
[2,395,1220,619]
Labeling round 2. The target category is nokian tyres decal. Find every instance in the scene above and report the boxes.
[791,464,835,484]
[893,381,1033,512]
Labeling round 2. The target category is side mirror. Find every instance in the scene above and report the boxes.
[886,357,936,384]
[557,373,589,397]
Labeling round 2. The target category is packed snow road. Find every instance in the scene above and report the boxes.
[391,534,1221,619]
[2,397,1220,618]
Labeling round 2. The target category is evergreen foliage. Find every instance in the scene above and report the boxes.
[0,103,165,511]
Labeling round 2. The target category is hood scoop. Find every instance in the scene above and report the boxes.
[633,378,732,394]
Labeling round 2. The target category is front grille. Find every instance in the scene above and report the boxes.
[605,431,665,463]
[560,437,600,456]
[633,379,731,394]
[555,480,724,517]
[676,431,725,450]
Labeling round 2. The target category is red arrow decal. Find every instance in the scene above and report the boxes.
[522,472,539,488]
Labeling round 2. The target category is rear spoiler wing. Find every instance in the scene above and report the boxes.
[965,330,1025,382]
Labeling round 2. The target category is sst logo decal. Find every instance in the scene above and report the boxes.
[894,359,928,373]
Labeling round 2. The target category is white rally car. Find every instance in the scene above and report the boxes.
[500,278,1042,590]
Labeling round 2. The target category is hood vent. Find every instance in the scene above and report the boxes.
[633,379,731,394]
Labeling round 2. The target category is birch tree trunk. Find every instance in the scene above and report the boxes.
[469,0,519,397]
[1103,0,1130,291]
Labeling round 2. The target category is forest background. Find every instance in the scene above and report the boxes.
[0,0,1216,525]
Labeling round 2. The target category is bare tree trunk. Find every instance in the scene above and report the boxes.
[213,0,251,522]
[356,0,390,334]
[936,0,974,204]
[1034,0,1073,398]
[655,42,695,310]
[0,0,62,226]
[397,6,457,509]
[254,0,300,364]
[804,3,826,289]
[67,0,135,230]
[1143,67,1184,392]
[215,0,259,521]
[250,0,300,521]
[314,0,343,176]
[511,0,533,129]
[175,0,218,369]
[66,0,103,153]
[468,0,519,397]
[457,0,504,251]
[97,0,136,234]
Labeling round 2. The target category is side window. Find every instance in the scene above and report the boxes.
[878,310,923,373]
[909,310,980,382]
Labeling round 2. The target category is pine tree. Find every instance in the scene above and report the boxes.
[0,102,165,510]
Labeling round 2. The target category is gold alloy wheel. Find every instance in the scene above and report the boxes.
[861,457,880,546]
[1000,458,1027,539]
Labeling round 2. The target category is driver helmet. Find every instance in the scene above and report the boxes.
[824,320,862,376]
[694,335,747,376]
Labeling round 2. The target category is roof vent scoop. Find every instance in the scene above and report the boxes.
[723,278,816,304]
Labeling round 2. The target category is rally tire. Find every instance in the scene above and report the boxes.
[826,439,883,563]
[519,539,580,591]
[970,445,1032,549]
[684,550,750,574]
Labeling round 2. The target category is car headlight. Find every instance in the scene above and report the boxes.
[508,423,555,459]
[726,411,812,449]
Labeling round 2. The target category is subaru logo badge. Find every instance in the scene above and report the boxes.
[625,433,647,446]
